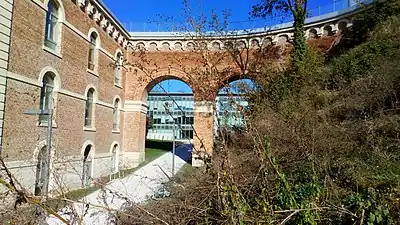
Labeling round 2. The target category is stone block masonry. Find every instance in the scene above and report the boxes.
[0,0,12,151]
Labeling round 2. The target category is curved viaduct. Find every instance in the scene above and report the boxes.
[122,5,362,166]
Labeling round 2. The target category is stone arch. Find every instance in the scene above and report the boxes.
[212,41,221,50]
[88,27,101,47]
[277,34,289,44]
[110,141,121,154]
[113,95,122,107]
[140,68,194,102]
[44,0,65,22]
[307,28,319,39]
[135,42,146,50]
[262,37,273,48]
[323,24,334,36]
[84,84,98,103]
[186,42,195,51]
[114,48,123,59]
[110,141,120,172]
[250,39,260,48]
[38,66,61,91]
[223,41,233,50]
[174,42,183,51]
[236,40,247,50]
[338,19,350,34]
[161,42,170,51]
[149,42,158,51]
[81,140,95,159]
[217,73,254,95]
[32,139,56,162]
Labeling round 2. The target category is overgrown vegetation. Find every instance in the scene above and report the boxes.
[120,1,400,224]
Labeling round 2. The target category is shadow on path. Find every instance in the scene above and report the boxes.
[172,144,192,163]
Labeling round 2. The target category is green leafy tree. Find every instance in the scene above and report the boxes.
[251,0,308,70]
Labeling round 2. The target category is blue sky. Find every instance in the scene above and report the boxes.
[103,0,351,32]
[101,0,353,93]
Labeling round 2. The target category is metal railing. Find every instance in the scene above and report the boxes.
[123,0,361,32]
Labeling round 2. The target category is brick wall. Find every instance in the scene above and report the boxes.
[2,0,129,193]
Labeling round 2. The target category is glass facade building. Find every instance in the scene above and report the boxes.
[146,92,248,141]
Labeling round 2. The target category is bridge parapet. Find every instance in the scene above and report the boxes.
[128,4,362,52]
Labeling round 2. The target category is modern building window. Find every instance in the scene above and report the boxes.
[82,145,92,187]
[84,88,95,128]
[44,0,60,50]
[88,32,98,71]
[115,52,123,85]
[113,98,120,131]
[39,72,55,123]
[35,146,47,196]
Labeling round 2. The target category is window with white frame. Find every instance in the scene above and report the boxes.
[34,146,47,196]
[44,0,60,51]
[115,52,123,85]
[88,32,98,71]
[113,98,120,131]
[39,72,55,123]
[82,145,93,187]
[84,88,95,128]
[111,144,118,173]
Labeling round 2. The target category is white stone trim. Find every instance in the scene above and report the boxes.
[90,0,130,38]
[63,21,89,42]
[84,84,98,102]
[124,100,148,114]
[88,27,101,46]
[97,100,113,109]
[42,45,63,59]
[99,47,115,60]
[38,66,61,91]
[6,71,42,87]
[64,20,118,61]
[31,0,46,11]
[6,71,119,110]
[83,127,96,132]
[195,101,214,113]
[58,89,85,100]
[81,140,95,159]
[110,141,120,172]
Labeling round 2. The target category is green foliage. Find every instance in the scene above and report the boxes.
[250,0,308,69]
[325,16,400,90]
[351,0,400,42]
[119,2,400,224]
[345,190,393,225]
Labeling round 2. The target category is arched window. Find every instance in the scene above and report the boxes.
[82,145,93,187]
[115,52,123,85]
[44,0,60,51]
[111,144,118,173]
[35,146,47,196]
[84,88,95,128]
[88,32,98,71]
[113,98,120,131]
[39,72,55,123]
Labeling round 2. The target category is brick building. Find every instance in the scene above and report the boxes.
[0,0,359,195]
[1,0,133,194]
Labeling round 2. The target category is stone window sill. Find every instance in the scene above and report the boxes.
[87,68,99,77]
[84,127,97,132]
[37,121,58,128]
[43,45,63,59]
[112,129,120,134]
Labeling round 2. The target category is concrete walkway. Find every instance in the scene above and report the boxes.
[47,146,191,225]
